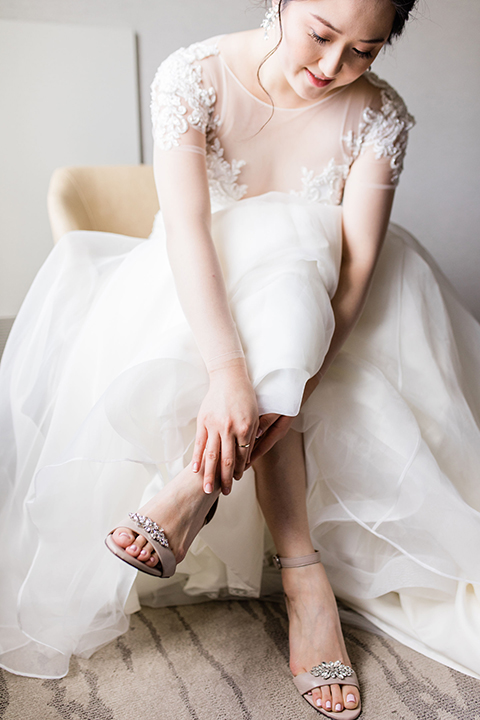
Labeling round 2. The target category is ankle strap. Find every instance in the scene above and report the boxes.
[273,551,321,569]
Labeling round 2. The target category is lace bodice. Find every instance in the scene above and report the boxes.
[151,38,414,209]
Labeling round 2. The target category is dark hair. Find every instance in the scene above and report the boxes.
[385,0,418,42]
[275,0,417,43]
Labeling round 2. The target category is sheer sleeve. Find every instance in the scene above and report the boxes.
[151,42,246,373]
[344,73,415,190]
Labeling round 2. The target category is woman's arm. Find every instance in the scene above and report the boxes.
[154,141,259,494]
[303,167,395,403]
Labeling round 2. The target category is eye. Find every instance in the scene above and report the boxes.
[353,48,373,60]
[310,30,373,61]
[310,31,328,45]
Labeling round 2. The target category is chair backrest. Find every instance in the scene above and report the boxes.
[47,165,160,244]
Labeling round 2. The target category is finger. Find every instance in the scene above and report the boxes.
[204,434,220,494]
[249,424,287,464]
[234,421,257,479]
[256,413,279,438]
[233,439,250,481]
[240,428,263,480]
[192,424,208,473]
[246,424,258,466]
[220,434,236,495]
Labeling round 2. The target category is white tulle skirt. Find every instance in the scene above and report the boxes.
[1,193,479,679]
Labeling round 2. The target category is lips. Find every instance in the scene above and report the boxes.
[305,68,334,88]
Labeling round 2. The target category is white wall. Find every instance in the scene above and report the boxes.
[1,0,479,318]
[0,19,139,316]
[373,0,480,319]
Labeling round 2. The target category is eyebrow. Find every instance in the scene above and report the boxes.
[310,14,385,44]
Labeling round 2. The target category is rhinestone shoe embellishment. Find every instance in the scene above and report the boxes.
[310,661,354,681]
[128,513,170,548]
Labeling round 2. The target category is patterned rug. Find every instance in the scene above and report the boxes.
[1,600,479,720]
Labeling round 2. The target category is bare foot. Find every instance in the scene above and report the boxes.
[282,561,359,714]
[110,464,220,570]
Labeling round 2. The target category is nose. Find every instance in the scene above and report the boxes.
[318,46,344,78]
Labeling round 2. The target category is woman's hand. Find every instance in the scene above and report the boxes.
[192,362,259,496]
[248,413,295,466]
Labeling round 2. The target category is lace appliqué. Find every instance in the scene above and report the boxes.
[206,138,247,206]
[151,42,219,150]
[344,72,415,185]
[151,42,247,205]
[293,160,349,205]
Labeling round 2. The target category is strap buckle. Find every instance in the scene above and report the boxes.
[272,554,282,570]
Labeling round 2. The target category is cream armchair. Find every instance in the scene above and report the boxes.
[47,165,160,244]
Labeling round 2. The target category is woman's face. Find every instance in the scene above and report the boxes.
[272,0,396,104]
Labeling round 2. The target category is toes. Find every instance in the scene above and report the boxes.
[343,685,359,710]
[330,683,344,713]
[133,535,147,550]
[126,536,150,559]
[125,534,148,560]
[137,540,154,561]
[112,527,135,548]
[111,527,160,567]
[321,686,332,713]
[311,687,323,710]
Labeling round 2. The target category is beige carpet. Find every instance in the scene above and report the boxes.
[1,320,479,719]
[1,600,479,720]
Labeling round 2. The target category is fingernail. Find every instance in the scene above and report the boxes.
[346,694,356,703]
[325,701,332,710]
[256,428,263,438]
[316,699,322,707]
[192,462,199,472]
[335,704,342,712]
[223,486,231,495]
[205,483,213,494]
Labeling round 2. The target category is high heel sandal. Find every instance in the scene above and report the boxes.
[275,552,362,720]
[105,498,218,578]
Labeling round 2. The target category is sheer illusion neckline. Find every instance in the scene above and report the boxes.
[217,47,347,112]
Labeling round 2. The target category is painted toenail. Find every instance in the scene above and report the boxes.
[335,704,342,712]
[119,532,130,538]
[346,694,356,703]
[139,550,147,558]
[128,545,137,552]
[316,699,322,707]
[325,701,331,710]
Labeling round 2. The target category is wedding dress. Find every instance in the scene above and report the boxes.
[1,37,479,680]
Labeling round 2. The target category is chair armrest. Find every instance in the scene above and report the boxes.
[48,167,94,244]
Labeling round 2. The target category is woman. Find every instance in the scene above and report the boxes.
[1,0,480,716]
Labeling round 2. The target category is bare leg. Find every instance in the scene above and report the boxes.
[110,463,220,569]
[253,430,359,714]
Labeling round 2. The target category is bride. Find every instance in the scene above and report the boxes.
[1,0,480,716]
